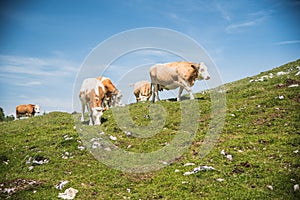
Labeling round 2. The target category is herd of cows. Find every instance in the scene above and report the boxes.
[16,61,210,125]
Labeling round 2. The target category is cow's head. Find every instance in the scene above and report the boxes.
[111,90,122,106]
[139,95,149,102]
[91,107,104,125]
[195,62,210,80]
[34,105,40,113]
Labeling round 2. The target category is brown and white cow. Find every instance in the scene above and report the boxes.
[150,61,210,102]
[97,76,122,108]
[133,80,152,102]
[16,104,40,119]
[79,78,106,125]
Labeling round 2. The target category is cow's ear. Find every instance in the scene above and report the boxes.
[191,64,199,70]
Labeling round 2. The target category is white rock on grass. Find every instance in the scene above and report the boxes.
[276,95,284,100]
[184,163,195,166]
[267,185,274,190]
[55,180,69,190]
[183,165,215,176]
[58,187,78,199]
[92,141,101,149]
[294,184,299,191]
[288,84,299,88]
[124,131,132,136]
[78,146,85,151]
[63,135,73,141]
[277,71,289,76]
[221,149,233,161]
[109,135,117,141]
[226,154,233,161]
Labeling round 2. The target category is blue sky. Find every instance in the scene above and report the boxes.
[0,0,299,116]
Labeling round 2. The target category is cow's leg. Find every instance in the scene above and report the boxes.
[79,95,86,122]
[81,102,85,122]
[89,113,94,125]
[177,87,184,101]
[155,84,160,102]
[151,83,160,102]
[177,79,194,101]
[184,86,194,100]
[87,101,94,125]
[151,83,156,103]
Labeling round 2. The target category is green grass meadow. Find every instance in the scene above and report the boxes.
[1,60,299,199]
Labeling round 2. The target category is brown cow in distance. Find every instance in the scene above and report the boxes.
[133,80,152,102]
[16,104,40,119]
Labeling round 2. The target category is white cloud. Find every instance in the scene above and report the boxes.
[16,81,42,86]
[0,54,79,86]
[274,40,300,45]
[0,55,78,77]
[225,8,272,34]
[225,21,256,33]
[214,2,232,21]
[167,13,189,22]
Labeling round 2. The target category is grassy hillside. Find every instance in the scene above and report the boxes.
[1,59,299,199]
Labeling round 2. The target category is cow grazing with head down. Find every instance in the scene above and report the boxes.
[79,78,106,125]
[133,80,152,102]
[16,104,40,119]
[150,61,210,102]
[97,76,122,108]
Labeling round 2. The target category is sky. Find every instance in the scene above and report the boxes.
[0,0,299,116]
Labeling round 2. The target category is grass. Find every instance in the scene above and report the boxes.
[1,59,300,199]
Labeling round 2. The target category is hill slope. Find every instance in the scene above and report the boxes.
[1,59,299,199]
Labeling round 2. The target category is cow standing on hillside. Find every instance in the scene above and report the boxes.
[97,76,122,108]
[16,104,40,119]
[150,61,210,102]
[79,78,106,125]
[133,80,152,102]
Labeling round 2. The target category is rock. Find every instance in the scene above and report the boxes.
[58,187,78,199]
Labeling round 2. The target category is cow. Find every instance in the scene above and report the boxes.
[16,104,40,119]
[79,78,106,125]
[133,80,152,102]
[150,61,210,102]
[97,76,122,108]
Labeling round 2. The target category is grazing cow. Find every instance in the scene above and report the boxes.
[97,76,122,108]
[16,104,40,119]
[150,61,210,102]
[133,80,152,102]
[79,78,106,125]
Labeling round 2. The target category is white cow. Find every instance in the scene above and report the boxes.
[79,78,106,125]
[150,61,210,102]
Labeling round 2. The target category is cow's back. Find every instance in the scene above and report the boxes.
[80,78,105,108]
[97,77,116,94]
[165,62,198,86]
[134,81,151,95]
[150,64,179,85]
